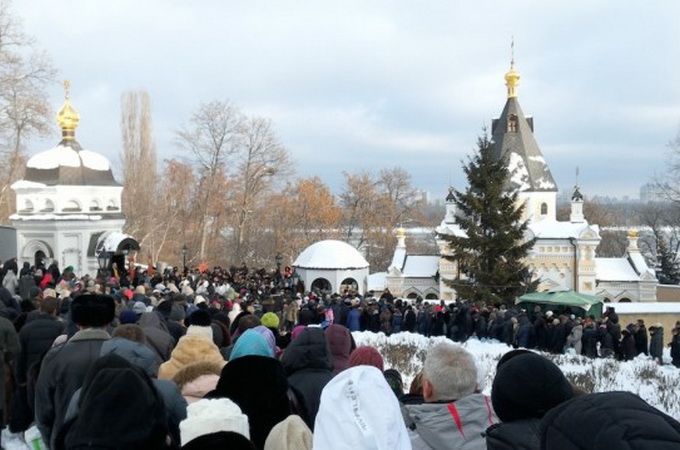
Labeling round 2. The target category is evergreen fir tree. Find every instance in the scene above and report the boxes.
[440,133,536,305]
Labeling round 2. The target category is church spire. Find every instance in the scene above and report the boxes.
[57,80,80,141]
[504,39,520,99]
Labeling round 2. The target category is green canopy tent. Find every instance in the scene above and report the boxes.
[517,290,604,318]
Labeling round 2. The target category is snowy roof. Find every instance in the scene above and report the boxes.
[628,252,653,277]
[595,258,641,281]
[22,139,119,187]
[390,247,406,272]
[607,302,680,314]
[97,231,140,253]
[491,97,557,193]
[293,240,369,270]
[9,213,104,221]
[368,272,387,291]
[529,220,598,240]
[10,180,47,190]
[402,255,440,278]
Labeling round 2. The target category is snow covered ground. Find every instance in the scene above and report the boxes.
[353,331,680,421]
[3,332,677,449]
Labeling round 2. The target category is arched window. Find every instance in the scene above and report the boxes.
[107,199,119,211]
[22,199,34,213]
[425,293,439,300]
[311,278,332,294]
[63,200,82,212]
[406,292,418,299]
[42,199,55,212]
[89,199,102,211]
[540,203,548,215]
[619,298,632,303]
[508,114,518,133]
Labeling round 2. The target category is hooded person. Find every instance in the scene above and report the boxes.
[540,391,680,449]
[172,360,224,404]
[324,324,354,375]
[486,353,573,450]
[138,310,176,362]
[207,355,291,450]
[59,353,170,450]
[280,327,334,429]
[180,398,255,450]
[35,294,117,448]
[313,365,411,450]
[348,345,384,372]
[264,415,312,450]
[158,309,226,380]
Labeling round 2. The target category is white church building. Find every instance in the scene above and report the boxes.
[9,83,139,276]
[386,63,658,303]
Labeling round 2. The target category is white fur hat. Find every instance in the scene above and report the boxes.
[265,415,312,450]
[180,398,250,446]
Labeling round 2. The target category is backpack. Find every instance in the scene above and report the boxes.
[60,353,169,450]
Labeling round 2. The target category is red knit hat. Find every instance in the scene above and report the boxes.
[348,346,384,372]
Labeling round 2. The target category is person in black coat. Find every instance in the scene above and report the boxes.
[582,320,598,358]
[649,324,664,364]
[671,327,680,368]
[208,355,291,450]
[402,305,416,333]
[13,297,65,431]
[280,327,333,429]
[486,352,574,450]
[620,328,637,361]
[540,391,680,449]
[634,319,649,356]
[34,294,116,448]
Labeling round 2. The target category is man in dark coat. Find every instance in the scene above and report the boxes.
[649,324,664,364]
[209,355,291,450]
[280,327,333,429]
[13,297,64,432]
[486,353,573,450]
[582,319,598,358]
[540,392,680,449]
[634,319,649,356]
[35,294,115,448]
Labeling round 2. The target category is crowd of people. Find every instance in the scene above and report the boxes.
[0,258,679,449]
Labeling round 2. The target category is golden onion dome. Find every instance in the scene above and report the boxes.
[505,62,520,99]
[57,80,80,140]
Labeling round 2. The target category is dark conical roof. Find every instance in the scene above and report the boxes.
[572,186,584,201]
[23,139,120,186]
[445,187,455,202]
[491,97,557,193]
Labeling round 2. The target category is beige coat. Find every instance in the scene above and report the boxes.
[157,326,225,380]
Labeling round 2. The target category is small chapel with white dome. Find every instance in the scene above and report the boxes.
[9,82,139,276]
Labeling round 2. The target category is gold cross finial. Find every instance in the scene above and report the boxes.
[511,36,515,67]
[64,80,71,100]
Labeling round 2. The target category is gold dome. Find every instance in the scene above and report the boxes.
[396,227,406,239]
[505,62,520,99]
[57,80,80,140]
[628,228,639,239]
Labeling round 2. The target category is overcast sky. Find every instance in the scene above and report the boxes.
[15,1,680,201]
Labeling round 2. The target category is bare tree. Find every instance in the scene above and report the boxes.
[120,91,157,246]
[0,0,55,221]
[231,116,292,262]
[175,101,242,261]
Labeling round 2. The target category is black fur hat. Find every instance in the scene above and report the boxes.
[71,294,115,327]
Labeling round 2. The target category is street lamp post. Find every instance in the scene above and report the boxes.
[97,250,112,280]
[181,244,188,273]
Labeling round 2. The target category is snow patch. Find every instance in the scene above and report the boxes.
[9,213,103,221]
[10,180,47,189]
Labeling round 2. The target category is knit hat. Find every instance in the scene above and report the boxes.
[231,329,275,360]
[170,303,186,322]
[180,398,250,446]
[195,295,207,305]
[264,415,312,450]
[348,346,384,372]
[261,312,280,330]
[133,301,147,315]
[290,325,307,341]
[492,353,573,422]
[313,366,411,450]
[119,310,139,325]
